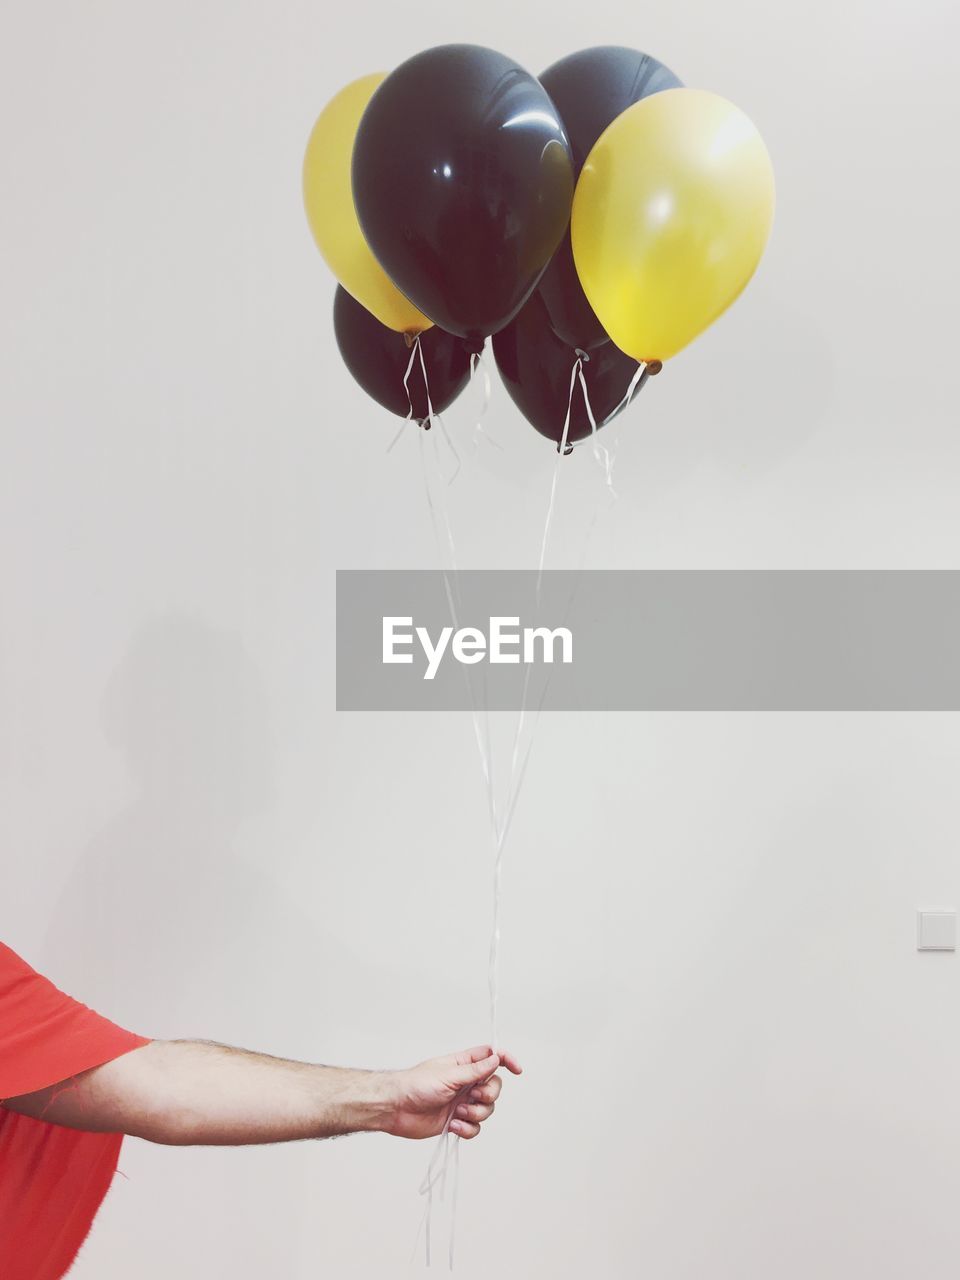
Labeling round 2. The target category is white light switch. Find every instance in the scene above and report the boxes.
[917,910,957,952]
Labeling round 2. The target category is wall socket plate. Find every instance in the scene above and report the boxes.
[917,910,957,952]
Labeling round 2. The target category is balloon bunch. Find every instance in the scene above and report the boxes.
[304,44,774,451]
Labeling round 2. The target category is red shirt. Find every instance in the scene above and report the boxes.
[0,942,149,1279]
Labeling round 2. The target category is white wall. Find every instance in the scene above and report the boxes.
[2,1,959,1276]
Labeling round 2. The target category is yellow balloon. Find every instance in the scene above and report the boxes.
[571,88,774,362]
[303,74,431,335]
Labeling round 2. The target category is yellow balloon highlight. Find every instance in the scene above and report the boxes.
[571,88,774,362]
[303,74,431,335]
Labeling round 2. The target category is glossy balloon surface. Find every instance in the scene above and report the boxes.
[333,287,474,421]
[493,291,645,445]
[303,75,431,334]
[537,46,682,350]
[572,88,775,362]
[352,44,575,342]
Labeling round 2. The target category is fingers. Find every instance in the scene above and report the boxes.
[447,1060,517,1140]
[450,1119,481,1139]
[468,1075,502,1105]
[497,1049,523,1076]
[453,1045,496,1067]
[449,1051,500,1088]
[455,1100,494,1124]
[448,1046,523,1085]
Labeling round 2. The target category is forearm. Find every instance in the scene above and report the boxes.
[4,1040,394,1145]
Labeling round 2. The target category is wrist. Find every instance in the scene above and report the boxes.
[333,1068,398,1135]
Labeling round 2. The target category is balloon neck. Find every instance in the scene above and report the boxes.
[403,331,417,349]
[645,359,663,376]
[463,335,486,357]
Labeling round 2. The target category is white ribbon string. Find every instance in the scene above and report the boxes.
[603,360,648,426]
[569,359,651,495]
[413,338,433,420]
[536,354,580,593]
[413,337,462,486]
[412,346,505,1272]
[506,353,647,914]
[468,350,500,452]
[387,337,425,453]
[409,341,618,1269]
[448,1130,460,1270]
[577,362,618,497]
[492,371,625,879]
[492,352,586,1038]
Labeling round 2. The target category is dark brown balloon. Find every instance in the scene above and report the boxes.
[333,287,475,422]
[493,291,647,447]
[352,44,574,344]
[537,47,683,351]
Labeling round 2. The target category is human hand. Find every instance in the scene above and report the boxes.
[378,1045,522,1140]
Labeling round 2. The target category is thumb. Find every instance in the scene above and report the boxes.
[449,1052,499,1089]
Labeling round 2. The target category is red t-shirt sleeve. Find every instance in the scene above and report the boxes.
[0,942,151,1280]
[0,941,149,1099]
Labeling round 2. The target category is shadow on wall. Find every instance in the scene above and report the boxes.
[41,614,422,1044]
[40,613,530,1269]
[41,614,319,1040]
[41,615,623,1050]
[35,617,316,1270]
[101,612,275,829]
